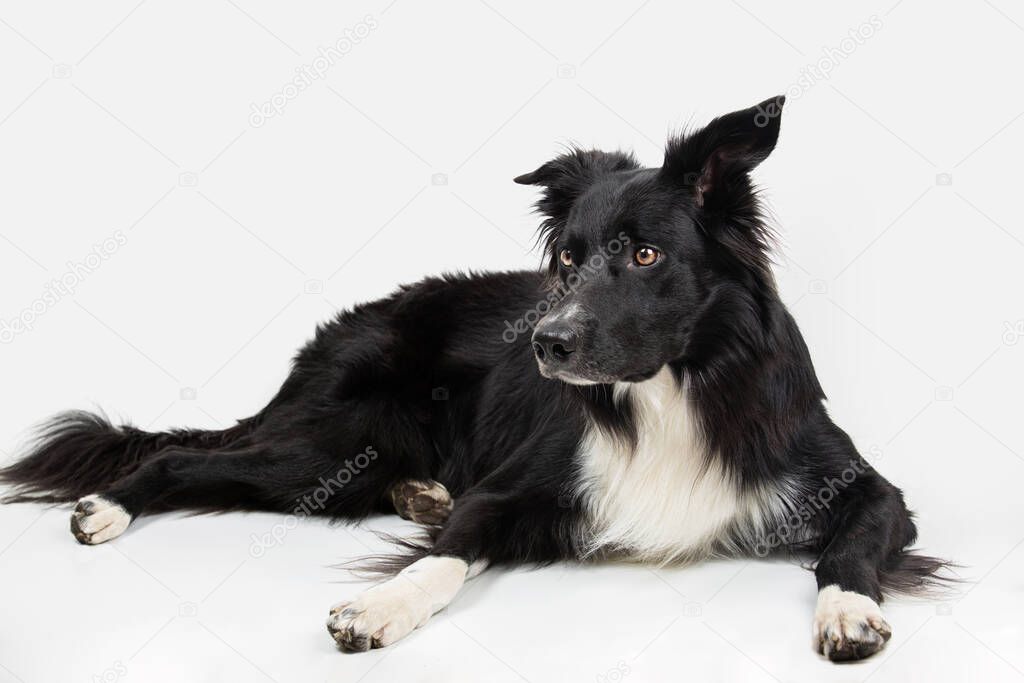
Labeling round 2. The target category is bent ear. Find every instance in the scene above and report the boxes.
[661,95,784,208]
[515,148,639,228]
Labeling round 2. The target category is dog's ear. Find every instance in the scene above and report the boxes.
[515,148,639,228]
[661,95,784,210]
[662,96,784,279]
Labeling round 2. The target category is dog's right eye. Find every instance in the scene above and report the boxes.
[559,249,573,267]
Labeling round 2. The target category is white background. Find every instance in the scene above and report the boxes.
[1,1,1022,681]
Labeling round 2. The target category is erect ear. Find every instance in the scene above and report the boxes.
[514,148,640,229]
[661,95,784,209]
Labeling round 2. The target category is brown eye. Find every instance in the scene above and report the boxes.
[634,246,660,266]
[559,249,573,267]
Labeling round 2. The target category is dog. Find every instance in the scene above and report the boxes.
[1,95,950,661]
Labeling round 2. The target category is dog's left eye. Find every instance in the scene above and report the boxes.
[634,246,660,266]
[559,249,574,267]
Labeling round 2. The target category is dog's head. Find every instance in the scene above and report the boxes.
[517,96,784,385]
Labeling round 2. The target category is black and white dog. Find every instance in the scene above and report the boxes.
[2,96,949,661]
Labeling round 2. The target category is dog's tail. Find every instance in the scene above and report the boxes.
[0,410,256,504]
[879,548,961,599]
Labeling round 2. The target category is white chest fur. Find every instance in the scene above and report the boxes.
[574,367,768,563]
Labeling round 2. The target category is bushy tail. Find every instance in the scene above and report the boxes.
[0,410,255,504]
[879,548,961,599]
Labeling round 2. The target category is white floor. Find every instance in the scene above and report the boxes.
[0,468,1022,683]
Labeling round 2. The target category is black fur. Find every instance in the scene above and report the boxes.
[1,95,953,660]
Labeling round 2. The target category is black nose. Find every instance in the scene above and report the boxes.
[532,327,577,363]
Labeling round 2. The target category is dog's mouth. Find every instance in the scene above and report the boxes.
[537,362,637,386]
[545,369,600,386]
[538,360,664,386]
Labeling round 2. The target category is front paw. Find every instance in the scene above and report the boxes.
[326,556,469,652]
[813,586,892,661]
[70,494,132,545]
[326,580,431,652]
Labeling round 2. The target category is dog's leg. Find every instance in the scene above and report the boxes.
[69,439,402,544]
[388,479,453,525]
[811,472,913,661]
[326,505,486,652]
[70,447,287,544]
[325,518,489,653]
[326,555,483,650]
[328,482,575,651]
[68,390,439,544]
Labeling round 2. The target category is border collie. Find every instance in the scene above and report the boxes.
[1,95,950,662]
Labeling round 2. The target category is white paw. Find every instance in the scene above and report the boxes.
[813,585,892,661]
[327,556,467,652]
[70,494,131,545]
